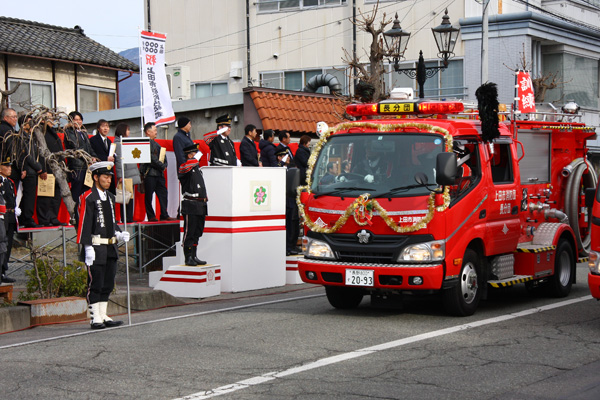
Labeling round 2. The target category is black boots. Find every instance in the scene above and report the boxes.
[193,246,207,265]
[184,247,197,266]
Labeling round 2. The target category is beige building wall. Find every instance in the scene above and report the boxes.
[147,0,466,94]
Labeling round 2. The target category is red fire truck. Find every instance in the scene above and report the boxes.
[297,96,597,316]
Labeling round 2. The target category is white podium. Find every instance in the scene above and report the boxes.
[192,166,287,292]
[286,255,304,284]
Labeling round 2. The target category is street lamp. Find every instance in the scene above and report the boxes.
[384,9,460,99]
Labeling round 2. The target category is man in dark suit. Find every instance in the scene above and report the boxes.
[276,131,295,167]
[239,124,260,167]
[64,111,98,207]
[89,119,115,194]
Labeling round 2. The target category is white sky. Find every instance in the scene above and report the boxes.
[4,0,144,53]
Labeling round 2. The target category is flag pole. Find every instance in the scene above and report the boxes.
[139,27,145,137]
[121,153,131,326]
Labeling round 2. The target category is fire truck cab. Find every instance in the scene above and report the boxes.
[298,97,596,316]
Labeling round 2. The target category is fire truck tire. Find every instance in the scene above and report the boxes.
[442,249,482,316]
[325,286,364,309]
[547,240,574,298]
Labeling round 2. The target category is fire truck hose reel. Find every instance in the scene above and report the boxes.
[564,159,597,255]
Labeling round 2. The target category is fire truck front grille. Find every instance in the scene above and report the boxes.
[337,251,395,264]
[321,272,343,283]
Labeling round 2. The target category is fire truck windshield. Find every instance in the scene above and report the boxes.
[311,133,444,197]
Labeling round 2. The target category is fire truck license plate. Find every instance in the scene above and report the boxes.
[345,269,374,286]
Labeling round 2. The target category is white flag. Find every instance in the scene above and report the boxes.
[140,31,175,126]
[121,137,151,164]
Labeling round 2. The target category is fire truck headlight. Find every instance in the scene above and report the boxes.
[305,238,336,260]
[589,251,600,275]
[398,241,445,263]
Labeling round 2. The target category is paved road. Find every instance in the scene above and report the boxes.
[2,263,600,400]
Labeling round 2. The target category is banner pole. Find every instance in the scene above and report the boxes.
[139,27,145,137]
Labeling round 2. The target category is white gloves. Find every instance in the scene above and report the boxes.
[217,127,228,135]
[84,246,95,266]
[364,174,375,183]
[14,207,21,217]
[236,159,242,166]
[116,231,130,242]
[335,175,347,183]
[194,150,203,161]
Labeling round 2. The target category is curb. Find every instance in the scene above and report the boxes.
[0,290,183,334]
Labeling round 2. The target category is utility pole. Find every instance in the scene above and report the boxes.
[481,0,490,84]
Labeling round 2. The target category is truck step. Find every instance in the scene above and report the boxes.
[488,275,534,288]
[515,244,556,253]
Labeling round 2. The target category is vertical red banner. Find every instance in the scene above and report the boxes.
[517,71,536,113]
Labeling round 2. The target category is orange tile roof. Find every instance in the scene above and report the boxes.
[246,87,347,134]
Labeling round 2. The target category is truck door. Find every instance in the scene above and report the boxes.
[485,141,521,255]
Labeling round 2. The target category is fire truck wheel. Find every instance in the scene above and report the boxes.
[325,286,364,309]
[548,240,574,298]
[443,249,482,316]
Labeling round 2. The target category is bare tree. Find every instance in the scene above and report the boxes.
[342,1,393,102]
[0,82,21,110]
[506,44,570,103]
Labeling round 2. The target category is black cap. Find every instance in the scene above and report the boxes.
[215,114,231,126]
[177,117,191,129]
[0,156,13,166]
[275,149,288,157]
[183,144,198,154]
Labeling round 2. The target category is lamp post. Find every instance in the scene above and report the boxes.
[384,9,460,99]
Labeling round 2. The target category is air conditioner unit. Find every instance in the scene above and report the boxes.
[165,65,191,101]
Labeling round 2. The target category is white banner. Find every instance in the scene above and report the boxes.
[140,31,175,126]
[121,137,151,164]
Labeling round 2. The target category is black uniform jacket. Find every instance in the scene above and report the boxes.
[140,139,167,177]
[209,134,237,166]
[77,186,121,264]
[178,159,208,216]
[64,126,98,171]
[0,177,16,224]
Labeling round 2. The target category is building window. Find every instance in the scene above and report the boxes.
[388,59,465,99]
[78,86,116,113]
[260,67,349,94]
[8,79,53,113]
[543,53,599,108]
[257,0,346,13]
[192,82,228,98]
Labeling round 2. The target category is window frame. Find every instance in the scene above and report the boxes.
[257,0,347,13]
[77,85,117,113]
[259,67,349,94]
[7,78,54,112]
[191,81,229,98]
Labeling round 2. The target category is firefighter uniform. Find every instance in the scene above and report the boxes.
[178,145,208,266]
[209,114,237,166]
[77,161,129,329]
[0,157,17,283]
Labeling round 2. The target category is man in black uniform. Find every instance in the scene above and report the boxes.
[77,161,130,329]
[209,114,238,166]
[239,124,260,167]
[0,156,17,283]
[178,145,208,266]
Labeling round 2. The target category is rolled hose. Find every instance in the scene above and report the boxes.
[564,158,597,256]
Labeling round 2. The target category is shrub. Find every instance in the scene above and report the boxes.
[18,257,88,301]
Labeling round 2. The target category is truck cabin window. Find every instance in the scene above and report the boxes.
[491,143,514,184]
[311,133,445,198]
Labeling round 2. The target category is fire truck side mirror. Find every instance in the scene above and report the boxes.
[436,153,457,186]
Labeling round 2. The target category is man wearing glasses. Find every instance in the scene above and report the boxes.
[0,108,18,143]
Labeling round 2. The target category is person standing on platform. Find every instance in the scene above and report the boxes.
[64,111,98,207]
[114,123,141,223]
[259,129,277,167]
[36,114,65,226]
[0,156,18,283]
[141,122,175,222]
[276,149,300,256]
[295,135,312,185]
[239,124,261,167]
[178,145,208,266]
[173,116,195,170]
[89,119,115,194]
[18,116,45,228]
[209,114,238,166]
[276,131,295,167]
[77,161,130,329]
